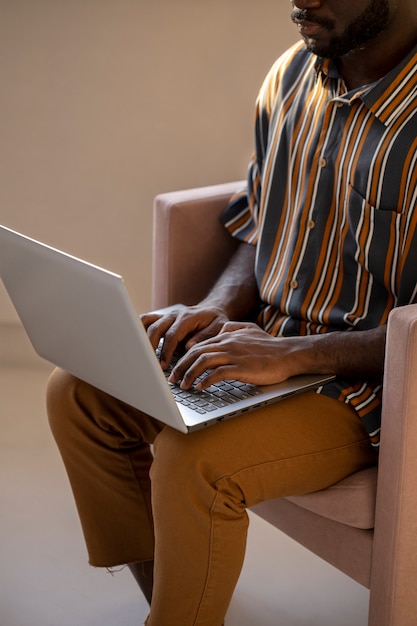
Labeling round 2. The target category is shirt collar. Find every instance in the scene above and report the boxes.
[314,43,417,126]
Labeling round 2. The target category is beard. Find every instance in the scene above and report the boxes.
[291,0,393,59]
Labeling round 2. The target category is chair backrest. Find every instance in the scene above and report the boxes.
[152,182,241,309]
[368,305,417,625]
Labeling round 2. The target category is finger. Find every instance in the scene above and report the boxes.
[195,365,244,390]
[184,320,225,349]
[140,312,162,330]
[170,350,230,389]
[161,312,224,364]
[159,318,198,367]
[148,318,176,349]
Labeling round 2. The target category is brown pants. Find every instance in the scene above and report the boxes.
[46,368,376,626]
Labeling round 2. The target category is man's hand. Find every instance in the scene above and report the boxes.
[167,321,306,389]
[141,241,259,370]
[141,305,230,369]
[167,321,387,390]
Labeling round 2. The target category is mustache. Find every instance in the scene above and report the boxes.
[290,9,335,31]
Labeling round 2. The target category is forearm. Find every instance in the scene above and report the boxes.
[199,241,259,321]
[200,240,387,379]
[169,322,388,390]
[297,325,387,379]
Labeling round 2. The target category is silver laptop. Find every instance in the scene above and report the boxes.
[0,225,335,433]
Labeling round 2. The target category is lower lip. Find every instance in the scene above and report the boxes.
[298,22,322,37]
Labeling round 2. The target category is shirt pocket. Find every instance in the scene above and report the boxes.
[345,184,403,296]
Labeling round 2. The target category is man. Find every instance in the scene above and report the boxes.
[47,1,417,624]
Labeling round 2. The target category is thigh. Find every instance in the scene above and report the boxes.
[152,391,377,506]
[47,367,166,448]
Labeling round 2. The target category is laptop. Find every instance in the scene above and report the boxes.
[0,225,335,433]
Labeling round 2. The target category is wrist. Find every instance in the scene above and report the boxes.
[199,288,257,322]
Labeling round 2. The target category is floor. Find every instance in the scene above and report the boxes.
[0,325,370,626]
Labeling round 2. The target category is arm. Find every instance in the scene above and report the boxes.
[169,319,386,390]
[145,228,386,387]
[305,325,386,379]
[198,241,258,319]
[144,237,387,386]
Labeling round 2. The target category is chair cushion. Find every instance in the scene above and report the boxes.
[285,466,378,529]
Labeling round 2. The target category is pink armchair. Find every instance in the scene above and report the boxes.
[152,182,417,626]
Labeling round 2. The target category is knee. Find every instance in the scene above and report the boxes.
[151,426,221,489]
[151,427,247,516]
[46,368,86,440]
[151,427,200,482]
[46,367,75,417]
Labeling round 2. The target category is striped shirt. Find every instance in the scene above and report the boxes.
[222,41,417,449]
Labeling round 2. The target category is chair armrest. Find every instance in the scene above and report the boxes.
[370,303,417,624]
[151,181,244,309]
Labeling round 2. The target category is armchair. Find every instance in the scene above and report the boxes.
[152,182,417,626]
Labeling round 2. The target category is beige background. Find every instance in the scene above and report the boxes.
[0,0,298,324]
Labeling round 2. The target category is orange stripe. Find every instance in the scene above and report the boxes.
[304,102,372,323]
[258,55,319,297]
[373,57,417,123]
[264,80,330,304]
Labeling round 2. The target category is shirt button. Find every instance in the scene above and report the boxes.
[290,279,299,289]
[319,157,327,168]
[307,219,316,230]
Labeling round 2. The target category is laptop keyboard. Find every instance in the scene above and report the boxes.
[157,346,261,415]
